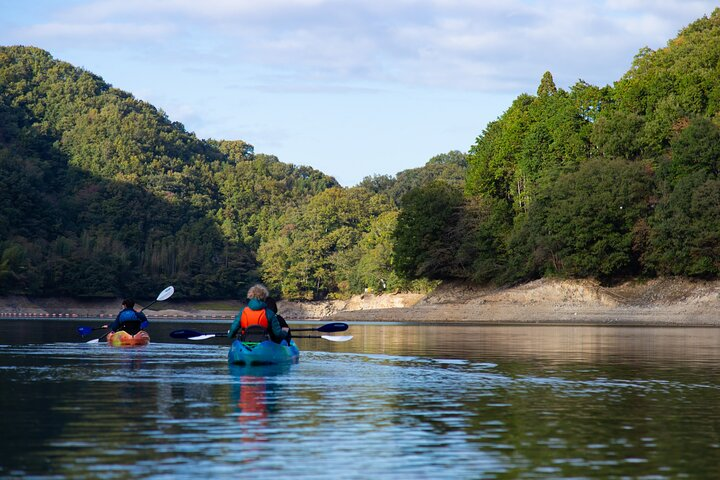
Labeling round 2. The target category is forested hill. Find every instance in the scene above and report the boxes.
[0,46,461,300]
[0,46,338,298]
[395,9,720,284]
[2,9,719,301]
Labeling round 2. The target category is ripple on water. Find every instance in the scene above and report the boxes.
[3,333,720,479]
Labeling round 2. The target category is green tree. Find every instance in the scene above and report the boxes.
[467,75,593,214]
[336,210,403,294]
[596,8,720,161]
[670,117,720,179]
[520,158,654,279]
[537,71,558,96]
[393,182,465,279]
[258,187,392,298]
[645,172,720,276]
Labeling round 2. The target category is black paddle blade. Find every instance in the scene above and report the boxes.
[317,322,349,333]
[170,329,204,339]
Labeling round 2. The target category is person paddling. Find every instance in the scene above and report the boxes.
[229,284,291,344]
[108,299,148,335]
[265,296,291,343]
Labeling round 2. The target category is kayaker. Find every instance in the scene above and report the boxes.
[229,284,291,344]
[108,299,148,335]
[265,296,289,328]
[265,297,292,345]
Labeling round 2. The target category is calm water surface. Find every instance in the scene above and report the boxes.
[2,319,720,479]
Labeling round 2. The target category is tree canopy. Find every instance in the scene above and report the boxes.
[447,9,720,284]
[2,9,719,301]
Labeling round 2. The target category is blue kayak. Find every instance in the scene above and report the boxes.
[228,339,300,365]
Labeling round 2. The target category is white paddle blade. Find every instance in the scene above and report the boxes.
[86,338,100,344]
[188,334,217,340]
[156,286,175,301]
[320,335,353,342]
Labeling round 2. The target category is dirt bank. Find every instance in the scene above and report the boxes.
[327,278,720,326]
[1,278,719,326]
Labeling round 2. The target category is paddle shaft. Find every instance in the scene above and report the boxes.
[140,300,156,312]
[170,329,351,342]
[170,321,347,340]
[291,322,348,333]
[184,333,351,342]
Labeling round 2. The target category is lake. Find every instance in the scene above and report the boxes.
[2,319,720,479]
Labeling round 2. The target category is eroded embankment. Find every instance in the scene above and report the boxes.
[325,278,720,326]
[1,278,719,325]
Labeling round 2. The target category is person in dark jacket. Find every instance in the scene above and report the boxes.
[265,296,291,343]
[108,299,148,335]
[228,284,291,344]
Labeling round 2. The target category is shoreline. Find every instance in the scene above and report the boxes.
[1,277,719,327]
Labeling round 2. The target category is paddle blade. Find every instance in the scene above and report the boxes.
[156,286,175,302]
[77,326,93,336]
[188,334,219,340]
[87,332,109,343]
[320,335,353,342]
[170,329,203,339]
[316,322,349,333]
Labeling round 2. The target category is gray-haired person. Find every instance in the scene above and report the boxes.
[228,284,291,343]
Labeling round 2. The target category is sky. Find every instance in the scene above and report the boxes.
[1,1,717,186]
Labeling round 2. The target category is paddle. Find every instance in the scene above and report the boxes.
[291,322,348,333]
[170,326,353,342]
[170,330,227,340]
[83,286,175,343]
[292,334,353,342]
[77,325,108,336]
[139,285,175,312]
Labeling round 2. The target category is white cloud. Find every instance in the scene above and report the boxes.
[20,21,177,41]
[61,0,331,22]
[7,0,719,93]
[604,0,714,15]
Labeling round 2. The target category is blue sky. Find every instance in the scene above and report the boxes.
[1,1,717,186]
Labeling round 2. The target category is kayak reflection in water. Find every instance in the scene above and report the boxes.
[236,373,268,422]
[230,364,291,456]
[229,284,292,344]
[109,299,148,335]
[231,365,291,418]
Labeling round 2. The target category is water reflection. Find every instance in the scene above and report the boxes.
[2,322,720,478]
[323,324,720,368]
[229,364,292,455]
[4,319,720,368]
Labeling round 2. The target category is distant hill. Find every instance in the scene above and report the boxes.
[397,9,720,284]
[0,46,336,298]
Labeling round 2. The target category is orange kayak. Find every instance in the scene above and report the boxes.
[107,330,150,347]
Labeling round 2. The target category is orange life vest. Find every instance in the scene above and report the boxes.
[240,307,269,335]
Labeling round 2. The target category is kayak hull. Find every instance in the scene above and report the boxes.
[228,339,300,365]
[107,330,150,347]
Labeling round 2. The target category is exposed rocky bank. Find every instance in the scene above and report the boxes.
[327,278,720,326]
[2,278,719,326]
